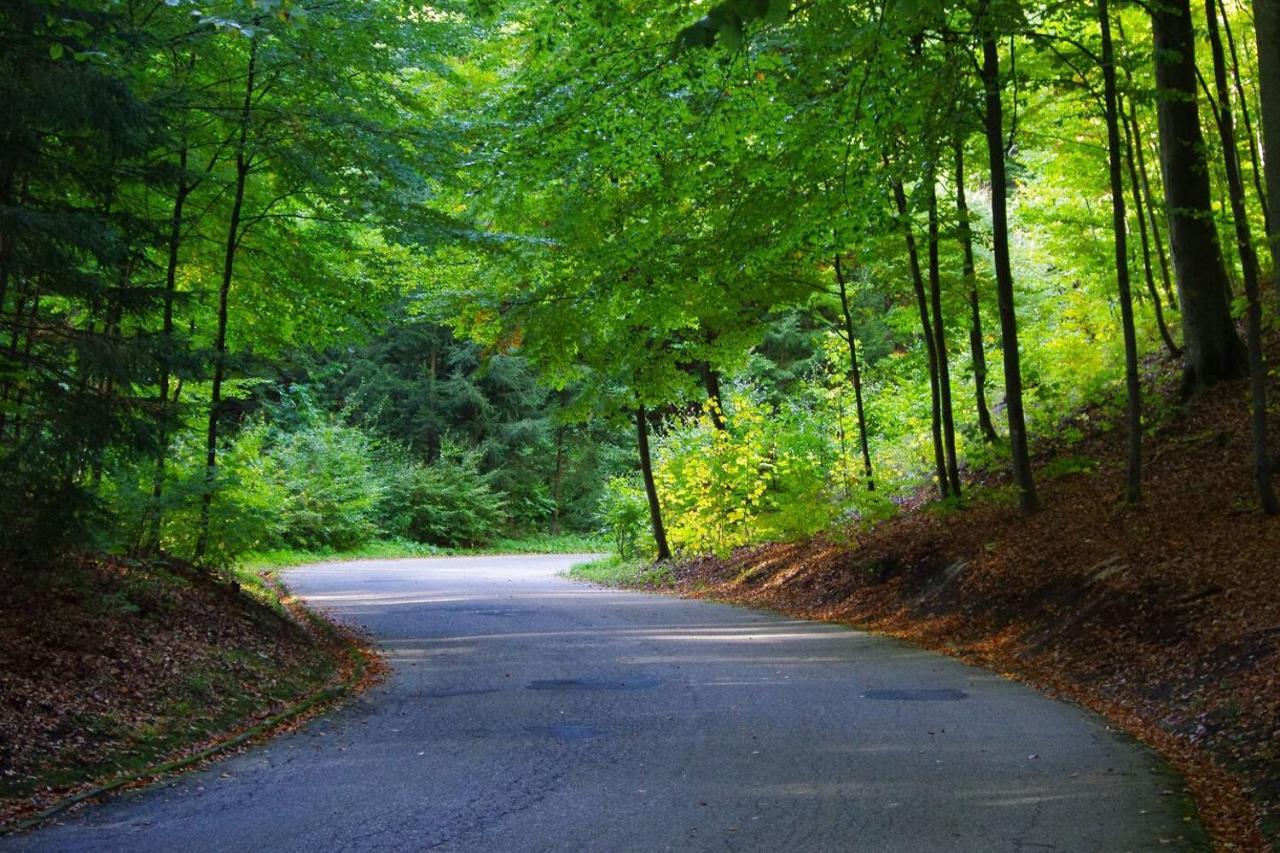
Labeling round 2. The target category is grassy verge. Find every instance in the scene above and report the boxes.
[567,554,674,588]
[239,532,607,577]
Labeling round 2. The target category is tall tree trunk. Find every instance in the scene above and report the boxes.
[892,178,950,499]
[550,425,565,535]
[195,42,257,560]
[700,362,727,431]
[1253,0,1280,272]
[1131,102,1179,308]
[1220,7,1271,234]
[1207,0,1279,513]
[1101,0,1144,504]
[1116,14,1181,309]
[982,34,1040,514]
[927,164,962,496]
[635,403,671,560]
[146,144,192,551]
[1121,97,1182,359]
[953,138,1000,444]
[1151,0,1246,387]
[0,151,15,438]
[834,254,875,491]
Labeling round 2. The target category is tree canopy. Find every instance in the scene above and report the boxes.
[2,0,1277,565]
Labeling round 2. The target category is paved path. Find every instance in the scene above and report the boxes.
[4,554,1202,851]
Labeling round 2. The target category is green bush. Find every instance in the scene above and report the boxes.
[136,423,289,565]
[265,421,385,551]
[599,476,650,560]
[380,446,505,547]
[654,394,839,556]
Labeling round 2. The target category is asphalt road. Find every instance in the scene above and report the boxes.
[5,554,1203,852]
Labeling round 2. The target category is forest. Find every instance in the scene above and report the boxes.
[3,0,1280,842]
[2,0,1277,570]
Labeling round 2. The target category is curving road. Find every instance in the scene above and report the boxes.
[4,554,1203,852]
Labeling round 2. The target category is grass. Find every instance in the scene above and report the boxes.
[566,554,675,589]
[238,533,607,578]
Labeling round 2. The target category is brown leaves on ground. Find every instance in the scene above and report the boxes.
[0,557,369,827]
[672,370,1280,851]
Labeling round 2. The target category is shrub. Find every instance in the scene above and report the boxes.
[654,394,839,556]
[380,446,505,547]
[599,476,650,560]
[265,421,384,551]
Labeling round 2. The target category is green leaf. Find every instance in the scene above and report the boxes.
[49,43,63,60]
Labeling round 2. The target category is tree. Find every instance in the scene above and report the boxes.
[833,255,876,490]
[1205,0,1278,514]
[1099,0,1143,504]
[953,137,1001,444]
[635,403,672,560]
[981,23,1040,514]
[1150,0,1245,387]
[1254,0,1280,272]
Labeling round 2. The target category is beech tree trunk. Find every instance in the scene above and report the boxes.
[953,139,1000,444]
[927,166,961,496]
[834,254,875,491]
[1128,97,1178,308]
[1150,0,1245,387]
[635,403,671,561]
[700,362,727,431]
[1100,0,1144,504]
[1254,0,1280,272]
[1220,7,1270,234]
[892,178,950,500]
[1120,97,1181,359]
[144,144,192,551]
[195,42,256,560]
[1206,0,1279,514]
[982,34,1040,514]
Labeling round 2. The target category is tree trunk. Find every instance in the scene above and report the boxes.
[982,34,1040,514]
[700,362,727,431]
[1206,0,1279,513]
[195,42,257,560]
[1131,102,1179,308]
[1116,14,1181,310]
[1221,7,1271,234]
[1150,0,1246,387]
[550,425,565,534]
[1120,97,1182,359]
[892,178,950,499]
[1253,0,1280,272]
[834,254,875,491]
[635,404,671,561]
[146,144,192,551]
[1101,0,1144,504]
[927,165,962,495]
[953,138,1000,444]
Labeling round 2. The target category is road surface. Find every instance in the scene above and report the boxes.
[4,554,1203,851]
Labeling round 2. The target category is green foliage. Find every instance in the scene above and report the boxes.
[655,395,839,556]
[380,446,506,547]
[5,0,1274,568]
[266,422,385,552]
[599,477,651,560]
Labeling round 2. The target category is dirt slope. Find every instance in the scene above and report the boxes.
[0,556,354,827]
